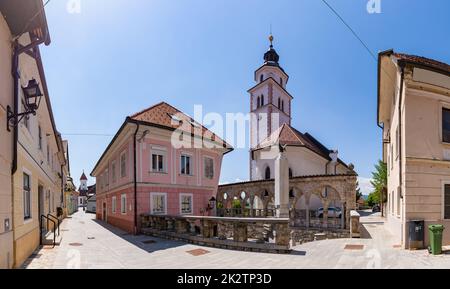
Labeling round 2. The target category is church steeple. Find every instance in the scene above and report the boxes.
[264,34,280,64]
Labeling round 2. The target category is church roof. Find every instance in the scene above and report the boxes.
[80,172,87,180]
[130,102,233,150]
[255,123,349,167]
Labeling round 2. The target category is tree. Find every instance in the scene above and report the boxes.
[356,181,363,202]
[370,160,387,214]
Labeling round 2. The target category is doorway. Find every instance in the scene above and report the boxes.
[38,185,45,231]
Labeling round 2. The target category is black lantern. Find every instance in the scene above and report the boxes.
[7,79,43,131]
[23,79,43,111]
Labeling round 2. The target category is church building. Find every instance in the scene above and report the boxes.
[249,35,352,183]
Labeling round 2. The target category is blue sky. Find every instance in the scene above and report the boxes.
[40,0,450,194]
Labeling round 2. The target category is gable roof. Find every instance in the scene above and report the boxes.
[130,102,232,149]
[393,52,450,76]
[255,123,349,167]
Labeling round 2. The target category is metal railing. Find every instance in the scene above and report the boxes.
[40,215,56,247]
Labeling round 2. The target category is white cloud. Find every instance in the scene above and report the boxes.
[358,177,374,196]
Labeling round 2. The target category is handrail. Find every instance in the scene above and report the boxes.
[47,214,60,236]
[40,215,56,248]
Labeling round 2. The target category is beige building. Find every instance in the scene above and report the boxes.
[378,50,450,248]
[1,1,69,268]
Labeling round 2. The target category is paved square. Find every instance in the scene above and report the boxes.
[22,210,450,269]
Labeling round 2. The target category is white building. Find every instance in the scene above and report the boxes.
[249,35,354,210]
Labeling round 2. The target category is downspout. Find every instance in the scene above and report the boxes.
[398,64,405,241]
[133,121,140,235]
[11,43,19,175]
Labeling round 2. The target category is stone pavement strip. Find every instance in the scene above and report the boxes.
[22,210,450,269]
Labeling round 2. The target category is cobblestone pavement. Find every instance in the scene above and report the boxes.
[22,209,450,269]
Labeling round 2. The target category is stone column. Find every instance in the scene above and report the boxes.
[323,204,328,229]
[275,147,289,218]
[305,198,310,228]
[274,223,290,247]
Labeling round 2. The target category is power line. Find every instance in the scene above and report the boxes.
[321,0,377,62]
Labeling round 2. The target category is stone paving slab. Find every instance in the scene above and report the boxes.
[22,209,450,269]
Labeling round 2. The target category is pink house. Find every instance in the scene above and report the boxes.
[91,102,233,233]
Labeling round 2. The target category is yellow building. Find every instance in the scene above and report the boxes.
[1,0,70,268]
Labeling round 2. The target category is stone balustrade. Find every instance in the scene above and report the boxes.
[140,214,291,253]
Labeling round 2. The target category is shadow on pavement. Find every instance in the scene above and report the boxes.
[93,219,187,253]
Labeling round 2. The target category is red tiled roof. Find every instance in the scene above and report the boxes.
[130,102,232,149]
[394,53,450,75]
[80,172,87,180]
[255,123,332,160]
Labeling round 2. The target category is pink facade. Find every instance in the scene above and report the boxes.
[92,102,231,233]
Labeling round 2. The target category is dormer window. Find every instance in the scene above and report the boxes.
[169,114,182,124]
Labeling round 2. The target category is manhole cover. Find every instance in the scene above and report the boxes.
[186,249,210,256]
[344,244,364,250]
[69,243,83,247]
[142,240,156,244]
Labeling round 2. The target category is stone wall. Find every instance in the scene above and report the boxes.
[291,228,350,245]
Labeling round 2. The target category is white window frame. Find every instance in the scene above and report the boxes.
[150,192,167,215]
[179,193,193,215]
[442,181,450,220]
[121,194,127,215]
[203,156,214,179]
[23,168,32,221]
[180,153,193,176]
[112,196,117,214]
[151,148,167,173]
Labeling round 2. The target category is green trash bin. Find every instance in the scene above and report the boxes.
[428,225,444,255]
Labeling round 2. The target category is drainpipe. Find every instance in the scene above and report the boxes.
[11,38,47,175]
[398,64,405,242]
[132,120,140,235]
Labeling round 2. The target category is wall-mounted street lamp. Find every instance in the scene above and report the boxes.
[7,79,43,131]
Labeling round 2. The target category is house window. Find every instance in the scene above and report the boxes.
[260,74,264,82]
[47,144,50,164]
[151,193,167,214]
[181,154,192,175]
[105,169,109,187]
[443,108,450,143]
[281,100,285,113]
[261,95,265,106]
[280,77,283,87]
[180,194,193,214]
[278,98,281,109]
[23,173,31,220]
[121,194,127,214]
[38,126,42,150]
[257,96,261,108]
[265,167,271,180]
[151,151,166,173]
[204,157,214,179]
[120,152,127,178]
[112,196,116,213]
[111,161,116,183]
[444,185,450,219]
[289,168,293,179]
